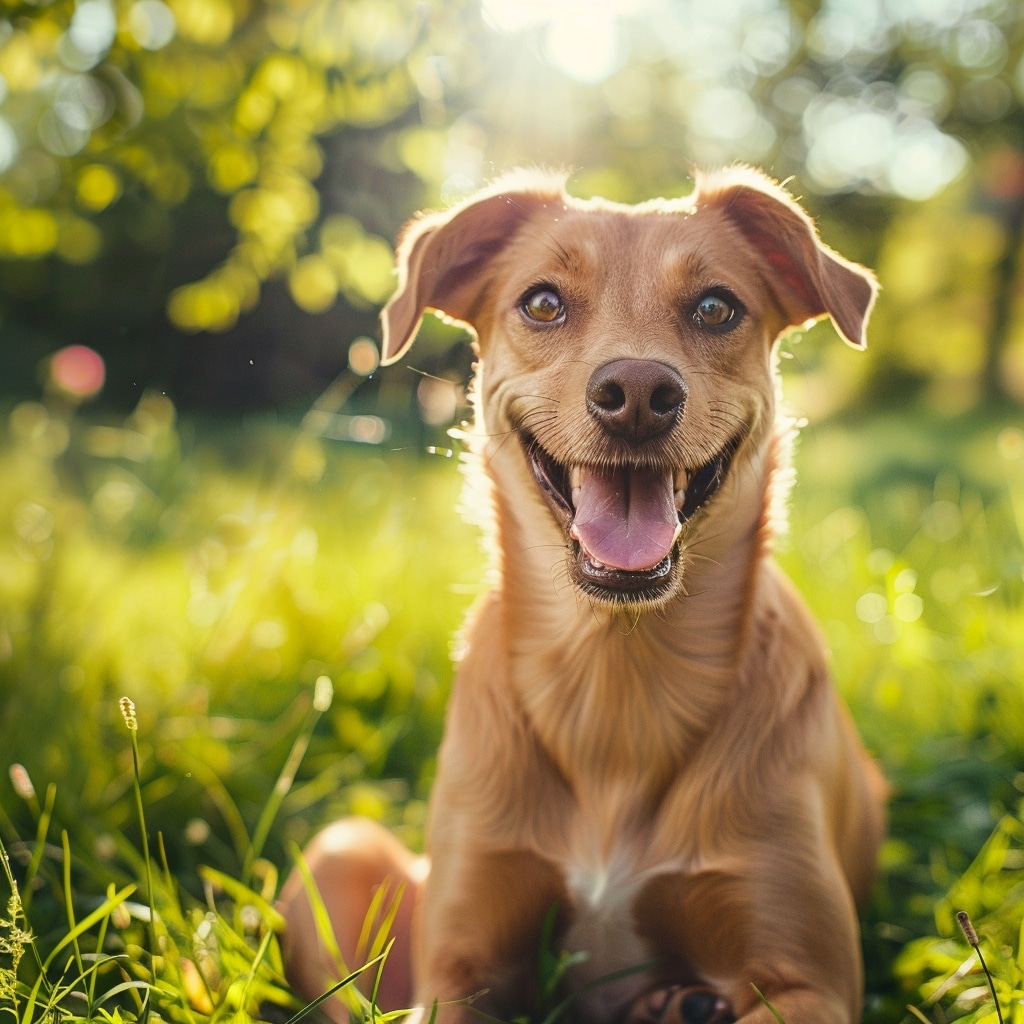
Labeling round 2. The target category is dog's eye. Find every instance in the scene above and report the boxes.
[521,288,565,324]
[693,294,736,329]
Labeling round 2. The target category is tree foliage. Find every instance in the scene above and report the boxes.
[1,0,1024,410]
[0,0,479,333]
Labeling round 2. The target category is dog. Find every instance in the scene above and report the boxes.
[278,166,886,1024]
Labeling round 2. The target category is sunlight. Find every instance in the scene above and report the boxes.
[481,0,651,82]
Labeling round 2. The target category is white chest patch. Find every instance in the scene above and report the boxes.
[558,856,656,1023]
[566,857,637,913]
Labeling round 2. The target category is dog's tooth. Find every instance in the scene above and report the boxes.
[674,470,690,508]
[569,466,582,509]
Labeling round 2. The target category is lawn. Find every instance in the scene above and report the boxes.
[1,389,1023,1023]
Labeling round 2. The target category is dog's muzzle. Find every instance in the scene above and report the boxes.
[521,359,741,606]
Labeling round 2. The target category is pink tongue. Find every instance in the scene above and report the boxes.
[571,466,680,572]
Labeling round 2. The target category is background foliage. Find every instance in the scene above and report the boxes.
[1,0,1024,1022]
[2,0,1024,411]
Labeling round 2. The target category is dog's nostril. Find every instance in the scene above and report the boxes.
[651,382,684,416]
[592,381,626,412]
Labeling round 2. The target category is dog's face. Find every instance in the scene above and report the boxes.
[382,168,877,607]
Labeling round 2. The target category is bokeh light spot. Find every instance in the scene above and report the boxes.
[77,163,122,211]
[348,337,380,376]
[208,144,259,192]
[49,345,106,399]
[948,19,1007,72]
[69,0,117,62]
[0,33,42,91]
[1,208,59,257]
[856,592,888,624]
[417,375,460,426]
[57,215,103,263]
[887,129,968,200]
[168,279,240,332]
[289,255,337,314]
[128,0,177,50]
[0,117,19,173]
[170,0,234,46]
[997,427,1024,462]
[481,0,648,82]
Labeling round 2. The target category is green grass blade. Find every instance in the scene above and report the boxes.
[173,748,252,865]
[197,865,286,931]
[245,692,327,883]
[369,937,396,1016]
[752,985,788,1024]
[227,925,276,1021]
[87,885,120,1007]
[357,874,391,964]
[61,830,87,990]
[21,783,55,917]
[280,950,388,1024]
[93,979,155,1007]
[288,843,366,1016]
[362,879,407,966]
[535,958,660,1024]
[40,884,136,973]
[905,1005,933,1024]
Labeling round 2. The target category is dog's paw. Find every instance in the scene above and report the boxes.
[624,985,735,1024]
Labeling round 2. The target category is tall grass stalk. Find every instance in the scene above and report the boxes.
[60,830,86,994]
[956,911,1004,1024]
[6,765,55,918]
[244,676,334,885]
[120,696,157,972]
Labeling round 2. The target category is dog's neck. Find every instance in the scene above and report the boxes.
[471,429,786,791]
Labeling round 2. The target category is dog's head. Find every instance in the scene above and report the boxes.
[381,167,877,607]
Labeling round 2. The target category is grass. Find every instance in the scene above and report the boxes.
[0,386,1023,1023]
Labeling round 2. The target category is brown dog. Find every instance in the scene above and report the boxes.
[278,167,886,1024]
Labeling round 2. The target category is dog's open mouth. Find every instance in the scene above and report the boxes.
[524,434,741,603]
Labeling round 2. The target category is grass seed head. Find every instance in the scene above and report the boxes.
[956,910,980,948]
[119,696,138,731]
[8,764,35,801]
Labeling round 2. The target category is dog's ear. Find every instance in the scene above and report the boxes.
[696,168,878,348]
[380,181,559,365]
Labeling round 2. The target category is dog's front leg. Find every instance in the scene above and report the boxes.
[635,855,863,1024]
[413,840,567,1024]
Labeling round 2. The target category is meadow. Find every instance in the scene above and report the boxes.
[1,380,1023,1024]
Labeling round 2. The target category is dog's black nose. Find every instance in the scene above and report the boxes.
[586,359,687,444]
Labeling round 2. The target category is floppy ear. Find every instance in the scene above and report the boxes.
[380,179,562,365]
[696,168,878,348]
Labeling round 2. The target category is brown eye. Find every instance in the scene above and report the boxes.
[693,294,736,328]
[521,288,565,324]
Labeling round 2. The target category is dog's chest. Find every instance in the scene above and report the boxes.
[555,834,684,1022]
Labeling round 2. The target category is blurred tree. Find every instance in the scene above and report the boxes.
[1,0,1024,412]
[463,0,1024,405]
[0,0,478,321]
[0,0,480,407]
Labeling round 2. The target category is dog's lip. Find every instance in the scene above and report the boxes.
[521,430,743,597]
